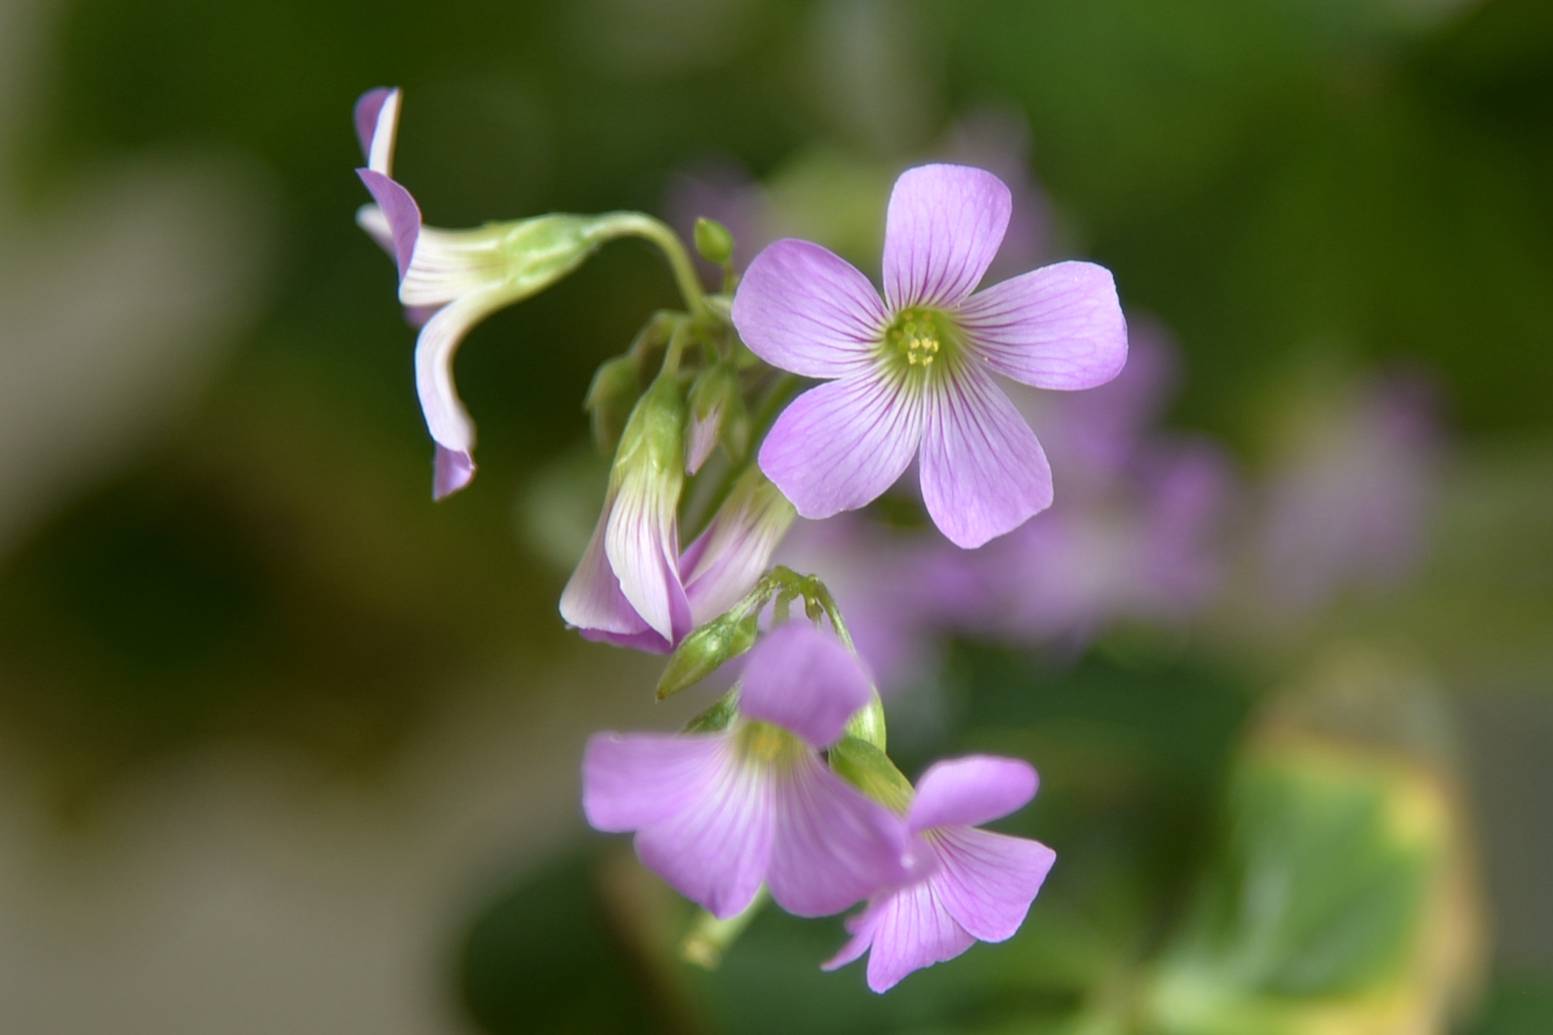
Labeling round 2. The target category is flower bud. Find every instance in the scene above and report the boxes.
[584,354,642,455]
[693,217,735,266]
[656,608,760,700]
[685,363,742,474]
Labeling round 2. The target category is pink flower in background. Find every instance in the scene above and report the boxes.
[734,164,1128,548]
[1258,374,1439,612]
[582,623,913,918]
[825,755,1055,992]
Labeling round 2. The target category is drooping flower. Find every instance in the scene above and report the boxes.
[353,87,618,499]
[824,755,1056,992]
[582,623,914,918]
[733,163,1128,548]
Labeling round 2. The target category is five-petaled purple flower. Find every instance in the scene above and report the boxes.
[733,164,1128,548]
[824,755,1056,992]
[583,623,914,918]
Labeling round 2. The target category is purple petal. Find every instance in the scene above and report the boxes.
[765,753,911,917]
[759,371,926,521]
[732,239,889,379]
[559,496,669,650]
[356,169,421,281]
[918,361,1052,548]
[739,623,872,746]
[883,164,1011,310]
[632,741,774,919]
[604,463,691,644]
[844,882,975,993]
[433,445,476,501]
[684,401,722,476]
[681,473,794,626]
[413,289,507,483]
[956,261,1127,390]
[929,827,1054,943]
[821,900,883,973]
[908,755,1037,833]
[353,87,400,174]
[582,731,729,831]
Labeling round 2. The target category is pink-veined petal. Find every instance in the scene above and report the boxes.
[759,370,925,521]
[930,826,1055,943]
[859,881,975,993]
[739,623,872,747]
[919,360,1053,548]
[883,165,1011,310]
[821,900,884,973]
[681,473,794,626]
[957,261,1127,390]
[732,239,888,379]
[765,754,911,917]
[604,459,690,644]
[581,731,729,831]
[633,743,774,919]
[559,496,669,650]
[908,755,1038,833]
[353,87,400,175]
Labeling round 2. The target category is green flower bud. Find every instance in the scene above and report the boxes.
[583,354,642,455]
[693,217,735,266]
[657,608,759,700]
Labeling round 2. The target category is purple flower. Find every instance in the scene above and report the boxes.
[353,87,610,499]
[583,623,914,918]
[733,164,1128,548]
[824,755,1055,992]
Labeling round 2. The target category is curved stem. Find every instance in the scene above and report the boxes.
[597,212,710,320]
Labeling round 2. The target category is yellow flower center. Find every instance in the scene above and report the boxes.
[884,307,957,378]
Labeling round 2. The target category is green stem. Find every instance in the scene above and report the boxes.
[598,212,710,321]
[681,889,767,969]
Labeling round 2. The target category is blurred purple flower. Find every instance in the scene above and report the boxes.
[664,159,776,280]
[735,164,1128,548]
[582,623,913,918]
[824,755,1055,992]
[1257,373,1440,612]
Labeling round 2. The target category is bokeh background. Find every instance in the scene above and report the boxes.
[2,0,1551,1031]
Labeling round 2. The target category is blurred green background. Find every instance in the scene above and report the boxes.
[1,0,1550,1031]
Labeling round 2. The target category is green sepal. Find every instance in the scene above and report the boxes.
[584,354,642,454]
[683,687,741,734]
[657,609,759,700]
[828,736,913,813]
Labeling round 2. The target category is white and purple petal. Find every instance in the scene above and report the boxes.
[558,495,671,651]
[759,370,926,521]
[604,462,691,644]
[956,261,1127,390]
[732,239,889,379]
[680,473,795,625]
[908,755,1038,833]
[412,289,511,496]
[918,360,1053,548]
[353,86,401,175]
[356,169,421,281]
[765,753,912,917]
[883,164,1011,310]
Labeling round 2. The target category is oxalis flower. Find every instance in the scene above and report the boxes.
[824,755,1056,992]
[582,622,914,918]
[353,87,630,499]
[733,164,1128,548]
